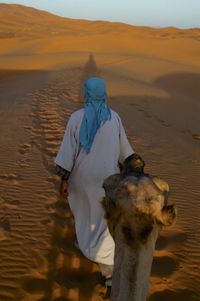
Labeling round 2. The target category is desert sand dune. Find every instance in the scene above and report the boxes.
[0,4,200,301]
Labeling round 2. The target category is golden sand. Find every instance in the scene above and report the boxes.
[0,4,200,301]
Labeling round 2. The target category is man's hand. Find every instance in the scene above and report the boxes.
[60,179,68,198]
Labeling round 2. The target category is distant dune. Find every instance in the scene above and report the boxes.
[0,4,200,39]
[0,4,200,70]
[0,3,136,39]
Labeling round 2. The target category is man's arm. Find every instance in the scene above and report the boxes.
[56,165,70,180]
[56,165,71,198]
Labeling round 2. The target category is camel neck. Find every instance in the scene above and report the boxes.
[111,226,159,301]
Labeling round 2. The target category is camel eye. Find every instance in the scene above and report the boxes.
[139,224,153,242]
[122,225,135,245]
[145,196,154,204]
[163,190,169,204]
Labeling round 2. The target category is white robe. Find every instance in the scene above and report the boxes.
[55,109,134,265]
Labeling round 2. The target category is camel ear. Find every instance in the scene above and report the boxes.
[103,174,122,192]
[152,177,169,202]
[152,177,169,193]
[156,205,177,226]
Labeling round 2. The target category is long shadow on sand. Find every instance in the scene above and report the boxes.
[22,57,109,301]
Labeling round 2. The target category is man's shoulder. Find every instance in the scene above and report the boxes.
[68,108,121,123]
[69,109,84,121]
[110,109,121,121]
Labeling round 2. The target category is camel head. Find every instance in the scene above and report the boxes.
[102,154,176,245]
[102,154,177,301]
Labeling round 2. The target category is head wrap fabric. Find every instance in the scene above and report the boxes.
[79,77,111,153]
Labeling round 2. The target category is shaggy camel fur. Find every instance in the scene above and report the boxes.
[102,154,176,301]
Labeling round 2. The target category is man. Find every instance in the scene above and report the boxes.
[55,77,134,285]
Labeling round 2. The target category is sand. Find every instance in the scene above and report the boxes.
[0,4,200,301]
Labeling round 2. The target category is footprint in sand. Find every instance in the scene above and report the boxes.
[24,125,34,130]
[19,157,31,163]
[160,121,171,127]
[154,116,171,127]
[5,199,20,209]
[0,173,21,184]
[137,108,153,119]
[0,218,11,240]
[133,106,172,127]
[144,112,153,119]
[46,147,58,158]
[18,143,31,155]
[180,129,191,134]
[129,102,141,107]
[39,218,51,225]
[192,134,200,141]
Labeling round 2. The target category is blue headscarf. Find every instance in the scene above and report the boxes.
[79,77,111,153]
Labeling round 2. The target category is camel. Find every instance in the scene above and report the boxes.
[102,154,176,301]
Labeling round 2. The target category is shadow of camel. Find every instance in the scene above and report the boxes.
[78,53,101,101]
